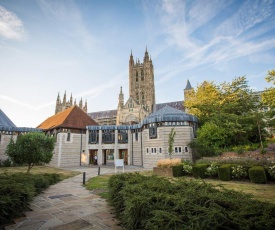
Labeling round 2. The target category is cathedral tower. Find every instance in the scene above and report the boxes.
[129,48,155,113]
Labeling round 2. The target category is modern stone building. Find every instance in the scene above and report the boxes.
[87,105,198,169]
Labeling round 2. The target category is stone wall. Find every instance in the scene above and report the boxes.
[0,134,17,161]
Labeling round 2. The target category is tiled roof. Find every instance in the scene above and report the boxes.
[0,109,16,128]
[37,106,98,130]
[155,101,184,112]
[88,109,117,119]
[88,101,185,120]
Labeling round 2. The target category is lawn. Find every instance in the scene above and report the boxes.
[0,165,80,180]
[86,172,275,205]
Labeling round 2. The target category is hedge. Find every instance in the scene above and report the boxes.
[108,173,275,230]
[172,164,184,177]
[0,173,61,227]
[218,164,232,181]
[248,166,267,184]
[192,164,208,178]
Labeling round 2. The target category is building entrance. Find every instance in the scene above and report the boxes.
[89,150,98,165]
[119,149,128,165]
[102,149,115,165]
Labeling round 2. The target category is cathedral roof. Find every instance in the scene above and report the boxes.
[0,109,16,128]
[89,109,117,119]
[38,106,98,130]
[154,101,184,112]
[142,105,198,125]
[185,80,193,90]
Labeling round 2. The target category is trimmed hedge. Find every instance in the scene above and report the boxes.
[192,164,208,178]
[218,164,232,181]
[248,166,267,184]
[172,164,184,177]
[108,173,275,230]
[0,173,61,226]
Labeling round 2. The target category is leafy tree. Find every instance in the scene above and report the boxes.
[185,76,267,153]
[168,128,176,159]
[5,132,55,173]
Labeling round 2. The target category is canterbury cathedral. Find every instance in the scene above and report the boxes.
[89,48,193,125]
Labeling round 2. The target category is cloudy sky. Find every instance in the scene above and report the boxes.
[1,0,275,127]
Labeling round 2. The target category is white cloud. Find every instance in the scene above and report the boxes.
[0,6,27,40]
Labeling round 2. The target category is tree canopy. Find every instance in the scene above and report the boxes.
[185,76,268,156]
[5,132,55,173]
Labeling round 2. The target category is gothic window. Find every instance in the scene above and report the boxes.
[141,70,144,80]
[118,130,128,143]
[89,130,98,144]
[136,71,138,82]
[149,123,157,139]
[141,92,145,105]
[136,93,139,103]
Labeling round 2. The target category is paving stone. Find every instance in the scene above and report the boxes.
[48,219,92,230]
[17,220,44,230]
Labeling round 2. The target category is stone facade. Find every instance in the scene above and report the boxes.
[55,91,87,114]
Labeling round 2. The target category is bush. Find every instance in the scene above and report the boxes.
[267,165,275,179]
[205,163,219,177]
[3,158,12,167]
[232,146,244,154]
[218,164,232,181]
[248,166,267,184]
[108,173,275,230]
[182,163,193,175]
[172,164,183,177]
[192,164,208,178]
[231,165,248,179]
[0,172,61,226]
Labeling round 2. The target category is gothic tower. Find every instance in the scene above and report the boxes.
[184,80,194,113]
[129,48,155,113]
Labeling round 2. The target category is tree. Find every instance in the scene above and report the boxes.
[6,132,55,173]
[168,128,176,159]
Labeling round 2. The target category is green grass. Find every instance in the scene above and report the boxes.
[0,166,81,180]
[85,174,111,199]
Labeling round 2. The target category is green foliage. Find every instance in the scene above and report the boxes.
[2,158,12,167]
[231,165,248,179]
[168,128,176,159]
[186,77,268,152]
[232,146,245,154]
[172,164,183,177]
[249,166,267,184]
[108,173,275,230]
[5,133,55,173]
[205,163,219,177]
[192,164,208,178]
[0,172,61,226]
[218,164,232,181]
[188,139,215,158]
[267,165,275,179]
[182,163,193,175]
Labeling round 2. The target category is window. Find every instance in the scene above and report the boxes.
[151,148,156,154]
[159,148,162,153]
[67,132,71,142]
[136,71,138,82]
[185,147,188,152]
[136,93,139,103]
[0,134,1,143]
[135,132,138,141]
[118,130,128,143]
[141,92,145,105]
[102,130,115,143]
[174,147,182,153]
[146,148,149,154]
[141,70,144,80]
[149,123,157,139]
[89,130,98,144]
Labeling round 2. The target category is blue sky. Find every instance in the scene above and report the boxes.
[0,0,275,127]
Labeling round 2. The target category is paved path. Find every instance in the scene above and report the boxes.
[5,166,147,230]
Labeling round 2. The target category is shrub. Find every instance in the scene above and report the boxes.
[205,163,219,177]
[172,164,183,177]
[218,164,232,181]
[231,165,248,179]
[156,158,181,168]
[267,165,275,179]
[192,164,208,178]
[0,172,61,226]
[108,173,275,230]
[232,146,244,154]
[182,163,193,175]
[3,158,12,167]
[248,166,267,184]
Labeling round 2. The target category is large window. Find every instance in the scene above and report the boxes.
[102,130,115,143]
[149,123,157,139]
[89,130,99,144]
[118,130,128,143]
